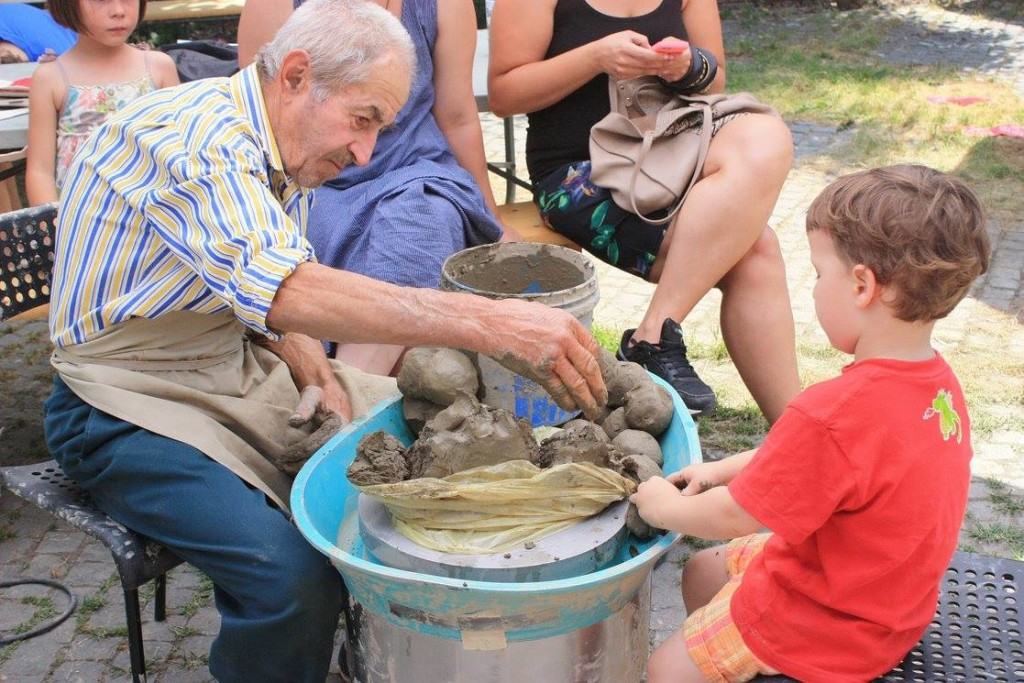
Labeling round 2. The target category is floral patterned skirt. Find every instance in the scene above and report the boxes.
[533,161,667,280]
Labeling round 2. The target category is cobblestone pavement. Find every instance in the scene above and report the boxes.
[2,3,1023,681]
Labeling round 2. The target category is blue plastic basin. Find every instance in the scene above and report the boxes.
[292,374,702,641]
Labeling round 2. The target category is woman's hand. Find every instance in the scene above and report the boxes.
[655,38,693,83]
[594,31,669,81]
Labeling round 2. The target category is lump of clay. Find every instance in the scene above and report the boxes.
[626,506,654,541]
[348,431,409,486]
[561,418,592,432]
[407,394,538,479]
[608,453,664,541]
[612,429,663,467]
[610,453,662,484]
[605,360,650,408]
[623,384,673,436]
[397,347,479,406]
[537,422,614,468]
[403,397,445,436]
[601,406,629,441]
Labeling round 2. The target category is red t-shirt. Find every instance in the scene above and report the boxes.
[729,354,972,682]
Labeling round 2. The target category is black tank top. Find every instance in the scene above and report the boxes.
[525,0,686,183]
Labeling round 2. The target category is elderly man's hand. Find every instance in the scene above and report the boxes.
[487,299,607,420]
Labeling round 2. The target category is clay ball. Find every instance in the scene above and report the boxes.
[402,397,445,436]
[623,384,673,436]
[612,430,663,466]
[626,504,656,540]
[601,407,629,441]
[561,418,592,432]
[397,347,479,406]
[605,361,651,408]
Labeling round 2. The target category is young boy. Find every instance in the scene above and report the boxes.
[632,165,991,682]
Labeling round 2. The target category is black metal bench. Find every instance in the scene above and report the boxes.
[0,203,184,683]
[755,550,1024,682]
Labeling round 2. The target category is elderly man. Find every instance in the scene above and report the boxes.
[42,1,605,680]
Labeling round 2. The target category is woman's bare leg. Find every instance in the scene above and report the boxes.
[636,113,793,338]
[333,343,405,377]
[718,227,800,422]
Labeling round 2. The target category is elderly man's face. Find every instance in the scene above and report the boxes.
[278,54,410,188]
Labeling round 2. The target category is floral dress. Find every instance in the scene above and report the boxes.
[54,57,155,191]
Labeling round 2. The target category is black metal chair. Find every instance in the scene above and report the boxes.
[0,203,184,683]
[756,550,1024,682]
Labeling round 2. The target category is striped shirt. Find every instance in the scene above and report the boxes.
[49,65,314,348]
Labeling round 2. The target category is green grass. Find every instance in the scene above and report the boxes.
[986,478,1024,516]
[591,324,622,355]
[697,406,770,456]
[177,574,214,619]
[967,521,1024,560]
[727,6,1024,219]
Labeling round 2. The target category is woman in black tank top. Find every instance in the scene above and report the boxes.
[489,1,799,431]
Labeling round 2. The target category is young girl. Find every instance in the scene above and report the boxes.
[26,0,178,205]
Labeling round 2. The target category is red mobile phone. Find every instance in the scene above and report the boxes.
[652,37,688,55]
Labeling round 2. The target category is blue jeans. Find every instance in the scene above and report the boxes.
[43,377,343,683]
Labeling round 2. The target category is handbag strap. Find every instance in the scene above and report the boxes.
[626,100,714,226]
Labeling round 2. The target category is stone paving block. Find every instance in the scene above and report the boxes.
[62,561,115,590]
[48,659,109,683]
[165,567,204,591]
[23,554,75,581]
[142,617,183,644]
[157,666,214,683]
[0,601,35,631]
[78,542,116,565]
[65,634,122,662]
[84,599,133,632]
[184,607,219,636]
[178,635,214,666]
[110,638,172,672]
[1,635,60,678]
[35,532,84,557]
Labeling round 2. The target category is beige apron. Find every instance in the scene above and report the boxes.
[52,311,399,510]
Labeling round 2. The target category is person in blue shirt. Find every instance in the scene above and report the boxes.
[0,5,77,63]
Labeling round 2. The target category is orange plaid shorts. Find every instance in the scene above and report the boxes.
[683,533,778,682]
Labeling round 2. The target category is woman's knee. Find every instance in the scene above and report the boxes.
[708,114,794,183]
[720,226,786,292]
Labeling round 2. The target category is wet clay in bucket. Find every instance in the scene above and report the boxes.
[441,243,600,427]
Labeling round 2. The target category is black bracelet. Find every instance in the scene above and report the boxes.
[660,47,718,95]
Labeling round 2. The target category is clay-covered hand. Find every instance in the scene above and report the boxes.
[630,475,681,529]
[256,332,354,423]
[487,299,607,421]
[667,461,725,496]
[289,383,352,427]
[594,30,671,81]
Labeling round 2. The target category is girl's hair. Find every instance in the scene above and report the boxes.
[48,0,148,34]
[806,165,990,323]
[255,0,415,102]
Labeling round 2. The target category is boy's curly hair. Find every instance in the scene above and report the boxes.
[806,165,990,322]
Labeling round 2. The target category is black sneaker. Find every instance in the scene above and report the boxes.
[617,319,717,416]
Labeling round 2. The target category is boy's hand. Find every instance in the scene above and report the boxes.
[630,476,681,529]
[667,461,724,496]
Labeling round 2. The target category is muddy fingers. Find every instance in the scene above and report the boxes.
[289,385,323,427]
[552,356,602,419]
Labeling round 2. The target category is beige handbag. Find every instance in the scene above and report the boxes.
[589,77,777,225]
